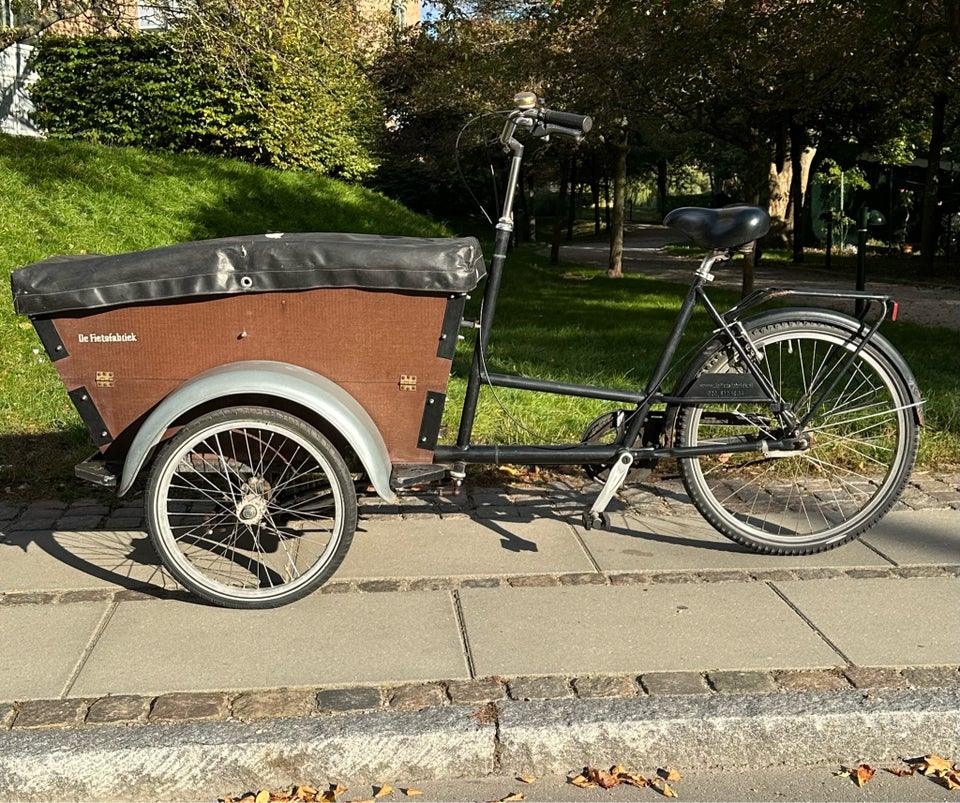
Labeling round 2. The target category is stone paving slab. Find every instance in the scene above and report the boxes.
[0,530,170,593]
[774,576,960,667]
[70,592,469,697]
[860,509,960,565]
[338,516,594,579]
[578,513,893,572]
[0,602,110,701]
[458,582,842,678]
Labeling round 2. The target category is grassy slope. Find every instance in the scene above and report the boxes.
[0,134,445,490]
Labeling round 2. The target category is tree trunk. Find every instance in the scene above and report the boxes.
[920,91,947,272]
[741,137,768,297]
[789,122,816,263]
[768,158,792,246]
[608,128,628,278]
[524,168,536,242]
[591,155,601,235]
[567,155,578,240]
[656,158,668,221]
[550,154,571,265]
[604,177,611,230]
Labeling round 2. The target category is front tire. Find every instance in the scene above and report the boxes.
[146,406,357,608]
[676,320,918,554]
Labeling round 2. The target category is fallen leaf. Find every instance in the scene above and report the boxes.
[941,771,960,791]
[373,786,392,799]
[331,785,348,797]
[401,790,423,797]
[884,767,914,777]
[908,754,954,776]
[256,791,270,803]
[833,769,851,778]
[610,764,626,776]
[659,768,682,783]
[499,794,525,802]
[854,764,875,787]
[347,799,375,803]
[588,767,619,789]
[661,781,678,798]
[618,772,648,788]
[516,776,536,784]
[568,774,594,789]
[320,792,338,803]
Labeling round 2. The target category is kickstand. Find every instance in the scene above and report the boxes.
[582,450,633,530]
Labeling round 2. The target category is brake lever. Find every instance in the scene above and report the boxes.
[530,122,586,143]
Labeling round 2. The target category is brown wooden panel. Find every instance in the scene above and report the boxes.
[45,288,454,463]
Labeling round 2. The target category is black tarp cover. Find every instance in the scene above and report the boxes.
[11,232,487,316]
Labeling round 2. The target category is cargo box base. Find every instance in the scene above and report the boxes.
[75,455,120,488]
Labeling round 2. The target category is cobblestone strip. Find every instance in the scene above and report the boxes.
[4,471,955,533]
[3,564,958,608]
[2,666,957,732]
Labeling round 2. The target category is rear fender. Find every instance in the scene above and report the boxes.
[663,307,924,441]
[117,360,397,502]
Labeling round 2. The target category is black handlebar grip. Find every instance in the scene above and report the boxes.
[540,109,593,134]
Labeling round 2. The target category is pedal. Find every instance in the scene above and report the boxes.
[584,450,633,526]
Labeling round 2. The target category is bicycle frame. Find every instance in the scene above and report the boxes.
[432,104,900,473]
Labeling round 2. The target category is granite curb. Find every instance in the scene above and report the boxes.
[1,687,958,802]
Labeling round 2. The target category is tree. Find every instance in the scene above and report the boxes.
[887,1,960,270]
[537,0,655,277]
[373,4,548,219]
[159,0,383,178]
[0,0,130,49]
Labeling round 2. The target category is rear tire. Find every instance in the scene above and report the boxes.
[676,320,918,554]
[146,406,357,608]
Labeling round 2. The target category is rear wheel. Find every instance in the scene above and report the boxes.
[146,406,357,608]
[676,320,918,554]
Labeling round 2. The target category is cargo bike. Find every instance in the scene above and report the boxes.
[11,93,924,608]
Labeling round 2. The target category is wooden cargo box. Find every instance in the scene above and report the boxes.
[11,232,486,466]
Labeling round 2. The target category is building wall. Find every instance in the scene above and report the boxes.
[0,42,39,137]
[357,0,421,26]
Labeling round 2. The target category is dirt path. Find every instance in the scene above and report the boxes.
[556,224,960,331]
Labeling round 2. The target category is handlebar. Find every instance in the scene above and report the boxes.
[539,109,593,134]
[505,91,593,145]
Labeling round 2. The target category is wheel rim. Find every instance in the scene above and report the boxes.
[681,327,913,547]
[153,419,346,601]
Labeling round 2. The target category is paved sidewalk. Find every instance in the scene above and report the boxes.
[0,471,958,801]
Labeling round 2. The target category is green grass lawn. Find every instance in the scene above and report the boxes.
[2,136,957,499]
[443,249,960,471]
[0,134,445,494]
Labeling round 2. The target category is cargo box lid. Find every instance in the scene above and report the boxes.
[11,232,486,316]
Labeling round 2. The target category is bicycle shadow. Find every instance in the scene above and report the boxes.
[395,478,753,555]
[0,528,186,598]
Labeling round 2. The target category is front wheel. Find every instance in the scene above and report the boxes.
[146,406,357,608]
[676,320,919,554]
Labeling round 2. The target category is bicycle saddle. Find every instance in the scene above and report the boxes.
[664,205,770,250]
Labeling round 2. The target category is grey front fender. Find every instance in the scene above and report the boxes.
[117,360,397,502]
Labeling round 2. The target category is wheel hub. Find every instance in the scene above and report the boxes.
[236,483,269,525]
